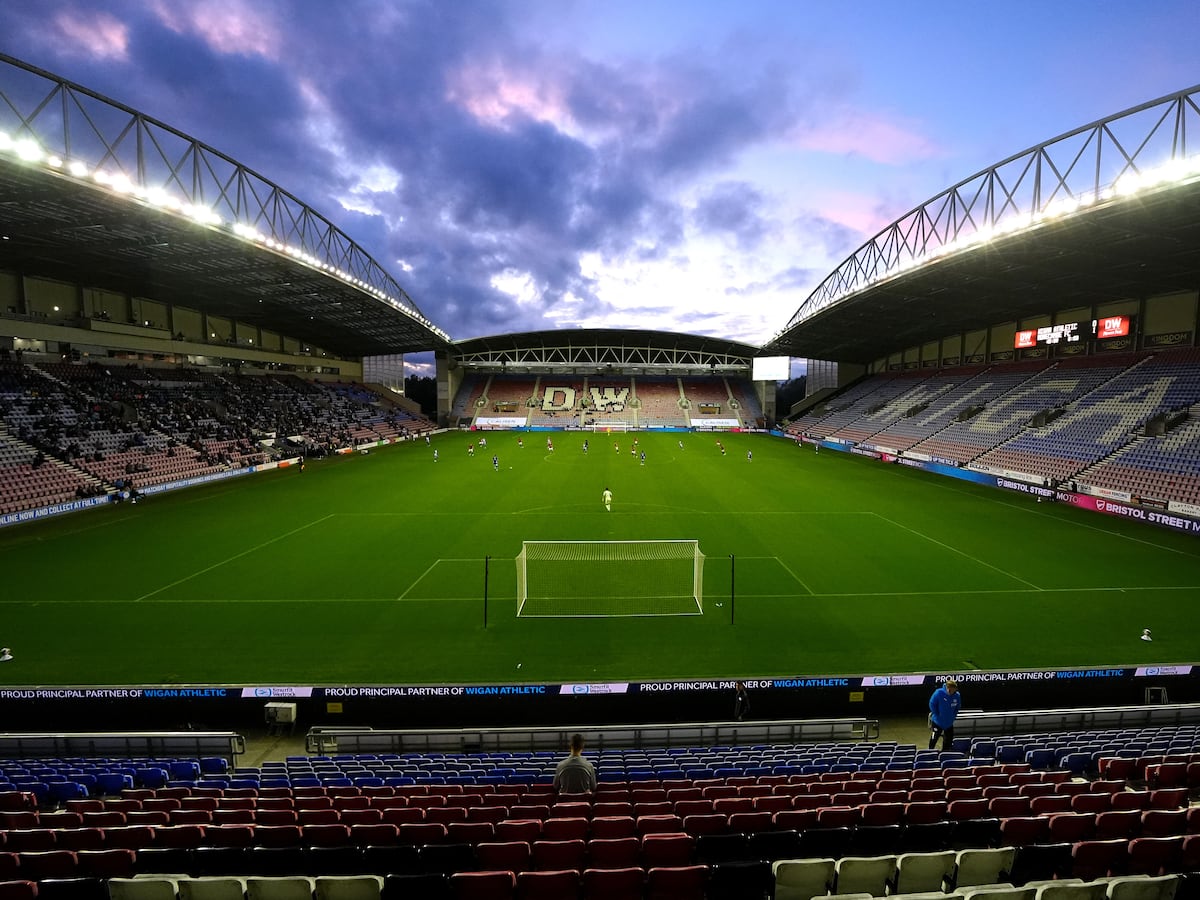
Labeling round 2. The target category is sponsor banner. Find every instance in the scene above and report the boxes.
[1137,496,1169,511]
[692,418,741,428]
[1170,500,1200,518]
[1084,485,1134,503]
[1060,493,1200,534]
[138,467,257,496]
[851,447,881,459]
[559,683,630,695]
[860,675,926,687]
[334,447,354,455]
[985,469,1045,485]
[5,665,1200,703]
[905,451,932,462]
[1145,331,1192,348]
[930,456,959,467]
[995,477,1055,498]
[0,494,111,529]
[474,416,528,428]
[880,453,899,464]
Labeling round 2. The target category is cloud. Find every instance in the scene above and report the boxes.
[791,110,942,165]
[0,0,872,344]
[692,181,769,249]
[147,0,282,60]
[50,9,131,62]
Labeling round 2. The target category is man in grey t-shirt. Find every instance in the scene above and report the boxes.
[553,733,596,794]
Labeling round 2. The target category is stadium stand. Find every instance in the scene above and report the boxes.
[528,380,584,427]
[478,376,537,425]
[0,360,434,515]
[0,721,1198,897]
[728,379,765,429]
[449,373,488,426]
[680,378,732,426]
[629,377,682,428]
[582,378,636,428]
[785,351,1200,508]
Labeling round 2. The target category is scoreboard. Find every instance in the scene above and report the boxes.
[1014,315,1132,349]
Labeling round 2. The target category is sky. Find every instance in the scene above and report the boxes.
[0,0,1198,358]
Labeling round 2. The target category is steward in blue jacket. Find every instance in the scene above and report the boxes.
[928,678,961,750]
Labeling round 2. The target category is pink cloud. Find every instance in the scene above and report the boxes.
[446,60,575,132]
[792,111,941,165]
[809,188,901,238]
[149,0,280,60]
[52,10,129,62]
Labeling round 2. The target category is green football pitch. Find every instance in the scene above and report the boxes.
[2,431,1198,687]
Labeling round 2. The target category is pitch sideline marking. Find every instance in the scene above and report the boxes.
[870,512,1043,590]
[6,583,1199,605]
[132,514,336,602]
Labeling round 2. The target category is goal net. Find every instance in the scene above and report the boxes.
[589,421,632,432]
[516,540,705,617]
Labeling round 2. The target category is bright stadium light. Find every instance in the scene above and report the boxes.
[13,139,42,162]
[68,160,88,177]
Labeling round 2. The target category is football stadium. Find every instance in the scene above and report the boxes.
[0,50,1199,900]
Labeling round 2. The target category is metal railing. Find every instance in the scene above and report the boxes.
[0,731,246,762]
[305,717,879,755]
[953,703,1200,737]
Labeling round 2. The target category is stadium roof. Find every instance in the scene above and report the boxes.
[452,329,760,370]
[0,53,449,358]
[765,85,1200,364]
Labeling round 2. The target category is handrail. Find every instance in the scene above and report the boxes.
[305,717,880,755]
[0,731,246,761]
[954,702,1200,737]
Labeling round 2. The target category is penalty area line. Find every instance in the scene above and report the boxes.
[738,556,814,595]
[870,512,1042,590]
[133,514,336,603]
[397,558,486,600]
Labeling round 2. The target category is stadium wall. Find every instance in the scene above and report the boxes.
[0,666,1196,733]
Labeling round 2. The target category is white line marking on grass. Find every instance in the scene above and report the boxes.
[900,473,1200,559]
[132,514,335,602]
[397,558,480,600]
[10,583,1200,605]
[773,557,814,595]
[870,512,1043,590]
[738,556,815,595]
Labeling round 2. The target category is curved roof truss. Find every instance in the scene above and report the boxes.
[0,52,446,344]
[779,84,1200,338]
[452,329,757,372]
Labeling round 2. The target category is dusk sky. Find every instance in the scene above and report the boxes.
[1,1,1198,354]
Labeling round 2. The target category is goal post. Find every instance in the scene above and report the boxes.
[516,540,705,617]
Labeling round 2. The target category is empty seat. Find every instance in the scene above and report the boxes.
[773,857,835,900]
